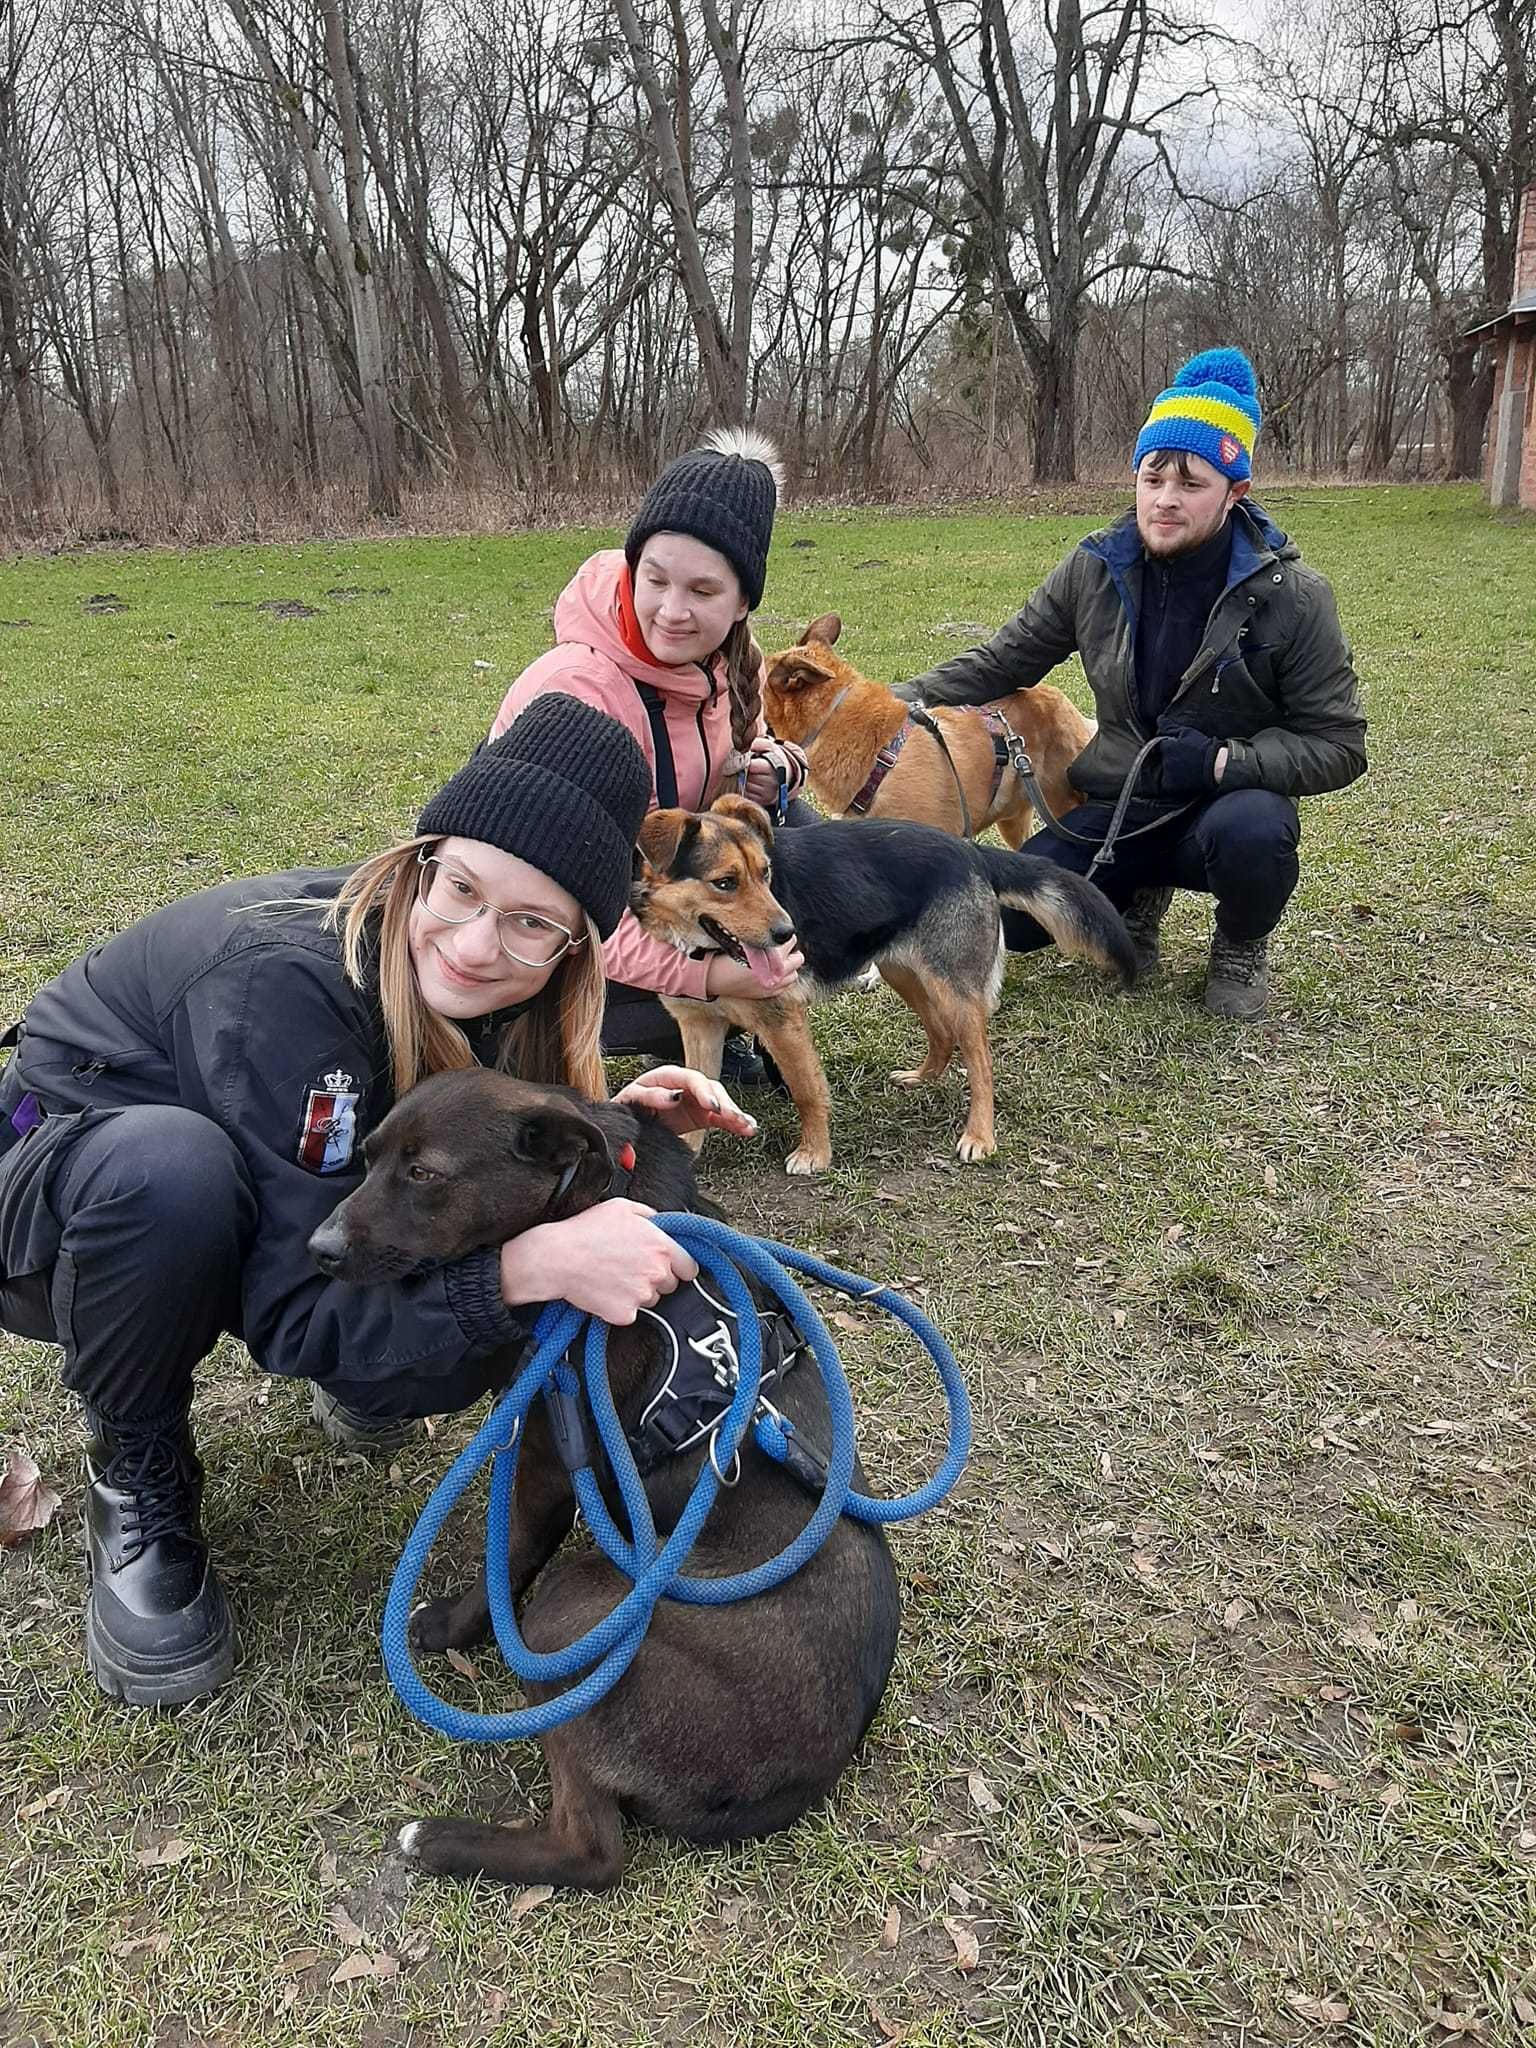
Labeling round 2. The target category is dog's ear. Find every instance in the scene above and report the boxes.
[709,793,775,850]
[799,613,842,647]
[764,651,824,693]
[503,1103,614,1214]
[636,808,699,878]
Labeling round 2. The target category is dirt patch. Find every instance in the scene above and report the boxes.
[256,599,319,619]
[82,592,128,613]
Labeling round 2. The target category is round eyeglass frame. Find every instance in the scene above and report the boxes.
[415,849,585,968]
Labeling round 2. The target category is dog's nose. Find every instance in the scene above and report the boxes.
[770,923,796,947]
[308,1220,349,1276]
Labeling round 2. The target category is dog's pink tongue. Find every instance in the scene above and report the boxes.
[744,944,783,991]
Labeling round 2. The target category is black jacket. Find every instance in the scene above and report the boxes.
[7,868,527,1388]
[910,502,1368,804]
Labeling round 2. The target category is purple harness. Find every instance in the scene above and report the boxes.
[845,705,1013,821]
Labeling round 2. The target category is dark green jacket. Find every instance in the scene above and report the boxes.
[912,503,1367,804]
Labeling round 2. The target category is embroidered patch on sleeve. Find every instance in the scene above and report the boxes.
[298,1069,360,1174]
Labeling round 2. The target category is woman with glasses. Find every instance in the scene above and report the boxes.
[0,696,755,1707]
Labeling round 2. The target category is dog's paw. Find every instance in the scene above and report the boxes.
[785,1146,831,1175]
[955,1132,997,1163]
[890,1065,939,1089]
[397,1819,422,1860]
[409,1591,489,1656]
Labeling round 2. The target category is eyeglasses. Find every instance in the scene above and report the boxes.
[415,851,585,967]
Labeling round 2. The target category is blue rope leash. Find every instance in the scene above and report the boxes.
[381,1215,971,1743]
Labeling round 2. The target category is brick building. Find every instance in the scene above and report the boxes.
[1476,182,1536,510]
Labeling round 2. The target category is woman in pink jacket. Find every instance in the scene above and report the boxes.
[489,430,811,1064]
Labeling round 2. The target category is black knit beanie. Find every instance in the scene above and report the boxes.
[624,427,783,609]
[417,695,651,940]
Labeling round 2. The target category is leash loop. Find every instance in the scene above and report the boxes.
[380,1216,970,1743]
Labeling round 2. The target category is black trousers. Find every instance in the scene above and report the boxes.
[604,793,822,1057]
[0,1103,505,1429]
[1001,789,1302,952]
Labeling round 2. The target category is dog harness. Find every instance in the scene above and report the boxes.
[626,1270,824,1491]
[845,704,1013,827]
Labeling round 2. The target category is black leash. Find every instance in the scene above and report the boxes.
[909,706,974,838]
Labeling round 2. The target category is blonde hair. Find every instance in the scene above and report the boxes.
[328,834,608,1102]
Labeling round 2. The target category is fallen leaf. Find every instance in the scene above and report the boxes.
[1512,1991,1536,2026]
[1379,1782,1406,1813]
[1116,1807,1162,1838]
[329,1903,369,1948]
[1306,1769,1342,1792]
[830,1311,864,1332]
[1222,1596,1253,1631]
[868,2004,908,2042]
[1285,1989,1350,2025]
[1130,1548,1160,1580]
[967,1772,1002,1815]
[1263,1163,1278,1195]
[1397,1598,1420,1623]
[947,1879,972,1910]
[330,1951,399,1985]
[916,1844,940,1871]
[943,1917,981,1972]
[1430,2010,1487,2039]
[445,1648,480,1681]
[880,1904,901,1948]
[0,1448,61,1547]
[111,1931,172,1958]
[134,1838,196,1867]
[1162,1223,1186,1245]
[509,1884,554,1918]
[17,1785,73,1821]
[1099,1450,1115,1481]
[279,1948,325,1973]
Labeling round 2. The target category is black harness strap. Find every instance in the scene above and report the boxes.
[635,681,679,809]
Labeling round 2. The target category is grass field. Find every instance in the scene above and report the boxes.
[2,485,1534,2048]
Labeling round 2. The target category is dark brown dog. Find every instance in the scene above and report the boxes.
[309,1069,899,1889]
[764,613,1094,838]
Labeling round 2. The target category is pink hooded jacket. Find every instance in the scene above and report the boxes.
[489,550,800,999]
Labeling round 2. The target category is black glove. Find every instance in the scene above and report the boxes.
[1157,726,1222,797]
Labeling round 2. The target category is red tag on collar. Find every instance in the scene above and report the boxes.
[617,1141,637,1173]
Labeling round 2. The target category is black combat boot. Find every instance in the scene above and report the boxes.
[83,1412,236,1706]
[310,1384,419,1455]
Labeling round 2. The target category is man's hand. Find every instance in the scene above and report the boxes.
[1157,726,1223,796]
[888,678,927,707]
[613,1065,757,1139]
[499,1200,699,1324]
[704,937,804,998]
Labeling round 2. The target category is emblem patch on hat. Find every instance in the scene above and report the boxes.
[1219,433,1242,467]
[298,1069,360,1174]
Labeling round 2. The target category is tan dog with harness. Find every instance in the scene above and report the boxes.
[763,614,1093,842]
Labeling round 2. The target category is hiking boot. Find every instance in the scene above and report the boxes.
[1123,886,1174,977]
[719,1032,768,1091]
[83,1413,236,1706]
[311,1384,420,1455]
[1204,930,1271,1020]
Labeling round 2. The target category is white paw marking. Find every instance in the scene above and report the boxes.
[397,1821,421,1858]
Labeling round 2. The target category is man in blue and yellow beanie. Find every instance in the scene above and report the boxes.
[899,345,1367,1020]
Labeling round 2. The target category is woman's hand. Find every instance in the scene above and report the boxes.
[704,938,804,998]
[742,737,792,806]
[499,1200,698,1324]
[614,1065,758,1139]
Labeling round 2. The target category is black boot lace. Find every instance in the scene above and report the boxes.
[98,1425,200,1562]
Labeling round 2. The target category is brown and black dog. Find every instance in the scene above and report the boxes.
[309,1069,900,1891]
[763,614,1093,840]
[632,795,1136,1172]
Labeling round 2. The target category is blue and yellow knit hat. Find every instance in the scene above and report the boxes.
[1133,347,1261,483]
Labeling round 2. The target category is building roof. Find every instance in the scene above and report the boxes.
[1465,290,1536,339]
